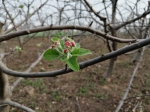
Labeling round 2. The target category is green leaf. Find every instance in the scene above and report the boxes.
[59,39,65,49]
[51,37,59,42]
[55,32,62,38]
[19,5,24,8]
[67,52,72,60]
[75,43,80,48]
[66,36,73,41]
[15,46,22,52]
[56,45,63,53]
[60,55,67,61]
[65,56,79,72]
[43,49,60,61]
[71,48,92,56]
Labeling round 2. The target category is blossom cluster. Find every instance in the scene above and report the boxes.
[50,39,76,54]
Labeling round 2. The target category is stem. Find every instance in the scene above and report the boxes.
[115,47,145,112]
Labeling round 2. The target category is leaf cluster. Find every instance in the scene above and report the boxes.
[43,32,92,71]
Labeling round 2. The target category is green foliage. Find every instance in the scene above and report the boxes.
[19,5,24,8]
[43,49,60,61]
[55,32,62,38]
[43,32,92,71]
[14,46,22,52]
[78,86,89,96]
[145,79,150,86]
[51,91,62,102]
[99,78,107,85]
[93,93,108,100]
[51,37,59,42]
[29,102,36,108]
[65,56,79,71]
[71,48,91,56]
[21,79,43,88]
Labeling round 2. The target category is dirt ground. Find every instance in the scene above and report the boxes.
[2,36,150,112]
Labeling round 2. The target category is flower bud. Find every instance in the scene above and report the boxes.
[65,41,72,47]
[54,41,60,45]
[51,45,55,49]
[64,49,68,53]
[70,41,75,47]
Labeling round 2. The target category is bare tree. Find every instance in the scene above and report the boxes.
[0,0,150,111]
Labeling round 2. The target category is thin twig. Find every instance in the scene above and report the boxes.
[0,101,35,112]
[0,25,138,43]
[0,38,149,78]
[11,51,45,91]
[115,47,145,112]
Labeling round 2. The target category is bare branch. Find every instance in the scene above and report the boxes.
[0,25,137,43]
[0,38,149,78]
[114,9,150,30]
[0,101,35,112]
[115,47,145,112]
[5,0,49,34]
[11,51,44,91]
[82,0,106,21]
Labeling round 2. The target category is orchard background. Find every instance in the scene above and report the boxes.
[0,0,150,112]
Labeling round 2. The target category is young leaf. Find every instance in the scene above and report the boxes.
[66,36,73,41]
[67,52,70,60]
[59,39,65,49]
[15,46,22,52]
[43,49,60,61]
[19,5,24,8]
[56,46,63,53]
[65,56,79,72]
[51,37,59,42]
[71,48,92,56]
[60,55,67,61]
[55,32,62,38]
[75,43,80,48]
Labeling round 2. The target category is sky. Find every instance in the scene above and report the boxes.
[0,0,150,28]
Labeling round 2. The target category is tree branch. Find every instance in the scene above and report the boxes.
[11,51,44,91]
[114,9,150,30]
[4,0,49,34]
[0,25,137,43]
[0,101,35,112]
[115,47,145,112]
[0,37,149,78]
[82,0,106,21]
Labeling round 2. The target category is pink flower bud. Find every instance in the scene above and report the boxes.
[54,41,60,45]
[64,49,68,53]
[51,45,55,49]
[70,41,75,47]
[65,41,72,47]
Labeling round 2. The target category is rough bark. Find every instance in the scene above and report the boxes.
[104,0,118,78]
[0,72,12,112]
[0,21,12,112]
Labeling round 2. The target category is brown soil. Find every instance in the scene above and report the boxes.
[2,36,150,112]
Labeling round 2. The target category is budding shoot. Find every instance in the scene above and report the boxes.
[64,49,68,53]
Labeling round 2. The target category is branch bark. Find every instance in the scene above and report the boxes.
[0,22,11,112]
[0,37,149,78]
[11,50,44,91]
[114,9,150,30]
[0,25,137,43]
[115,47,145,112]
[0,101,35,112]
[4,0,49,34]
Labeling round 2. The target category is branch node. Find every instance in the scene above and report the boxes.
[50,24,53,27]
[65,64,68,71]
[27,31,30,33]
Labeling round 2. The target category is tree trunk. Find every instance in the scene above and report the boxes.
[104,0,118,78]
[0,72,12,112]
[0,21,12,112]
